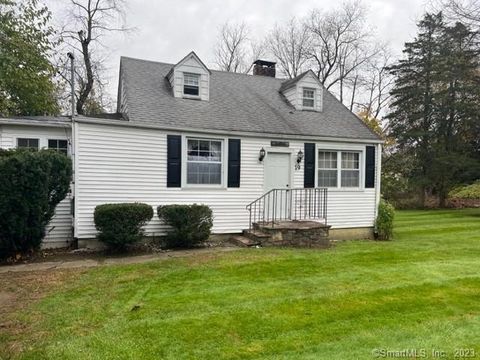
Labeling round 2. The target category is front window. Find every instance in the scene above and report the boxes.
[341,152,360,187]
[187,139,222,185]
[17,138,39,150]
[48,139,68,155]
[183,73,200,96]
[318,151,337,187]
[302,88,315,108]
[318,150,361,188]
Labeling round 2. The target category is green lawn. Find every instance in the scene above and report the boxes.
[3,209,480,359]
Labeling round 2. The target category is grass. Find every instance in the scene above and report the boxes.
[2,209,480,359]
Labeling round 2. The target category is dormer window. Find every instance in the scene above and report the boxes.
[302,88,315,108]
[183,73,200,96]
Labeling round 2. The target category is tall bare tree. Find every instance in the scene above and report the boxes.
[213,21,265,73]
[356,48,394,118]
[57,0,129,115]
[267,18,311,78]
[307,1,379,97]
[213,22,249,73]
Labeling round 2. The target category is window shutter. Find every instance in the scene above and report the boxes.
[304,143,315,188]
[167,135,182,187]
[365,146,376,188]
[227,139,241,188]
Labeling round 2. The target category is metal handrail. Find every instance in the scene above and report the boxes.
[246,188,328,232]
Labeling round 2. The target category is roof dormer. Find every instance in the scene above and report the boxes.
[167,51,211,101]
[280,70,323,112]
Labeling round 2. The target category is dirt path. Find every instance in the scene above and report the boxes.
[0,246,241,274]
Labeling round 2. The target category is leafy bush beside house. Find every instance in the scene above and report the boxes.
[375,199,395,240]
[0,149,72,258]
[94,203,153,250]
[157,204,213,249]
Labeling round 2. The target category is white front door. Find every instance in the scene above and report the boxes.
[264,152,291,191]
[264,152,291,222]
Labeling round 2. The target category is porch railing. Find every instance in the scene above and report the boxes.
[246,188,328,232]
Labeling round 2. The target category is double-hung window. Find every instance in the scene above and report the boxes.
[48,139,68,155]
[318,150,361,188]
[302,88,315,108]
[187,138,222,185]
[17,138,39,150]
[183,73,200,96]
[318,151,338,187]
[341,152,360,187]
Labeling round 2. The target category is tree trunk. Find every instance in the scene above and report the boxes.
[76,32,94,115]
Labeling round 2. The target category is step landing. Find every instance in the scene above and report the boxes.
[245,220,331,248]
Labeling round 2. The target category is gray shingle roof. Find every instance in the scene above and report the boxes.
[120,56,381,141]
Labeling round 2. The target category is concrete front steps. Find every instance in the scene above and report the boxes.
[230,220,331,248]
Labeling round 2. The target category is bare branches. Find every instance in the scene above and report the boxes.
[357,48,395,120]
[267,18,311,78]
[55,0,130,114]
[213,22,250,73]
[307,1,373,91]
[441,0,480,28]
[213,21,266,73]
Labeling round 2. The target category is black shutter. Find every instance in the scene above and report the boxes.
[365,145,376,188]
[304,143,315,188]
[167,135,181,187]
[227,139,241,188]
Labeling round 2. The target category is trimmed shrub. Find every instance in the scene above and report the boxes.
[375,199,395,240]
[157,204,213,248]
[0,149,72,258]
[94,203,153,250]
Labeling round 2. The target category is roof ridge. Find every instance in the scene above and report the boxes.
[120,55,288,81]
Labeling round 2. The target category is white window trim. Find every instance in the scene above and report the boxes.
[315,144,365,191]
[340,152,361,188]
[47,138,70,155]
[14,135,71,156]
[181,135,227,189]
[182,72,201,99]
[16,137,40,150]
[302,87,315,109]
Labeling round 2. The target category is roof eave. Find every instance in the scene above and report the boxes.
[74,116,384,144]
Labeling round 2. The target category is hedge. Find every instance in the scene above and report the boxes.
[157,204,213,248]
[94,203,153,250]
[0,149,72,257]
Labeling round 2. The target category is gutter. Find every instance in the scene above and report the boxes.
[0,118,71,128]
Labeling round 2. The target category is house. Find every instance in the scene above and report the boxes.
[0,51,382,248]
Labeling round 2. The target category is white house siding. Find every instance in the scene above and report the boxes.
[0,124,73,248]
[283,86,298,108]
[75,121,379,239]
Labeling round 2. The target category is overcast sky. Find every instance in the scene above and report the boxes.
[47,0,430,102]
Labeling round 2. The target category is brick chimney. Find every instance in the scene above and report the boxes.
[253,60,276,77]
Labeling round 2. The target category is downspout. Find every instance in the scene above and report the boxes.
[67,52,78,248]
[373,143,382,238]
